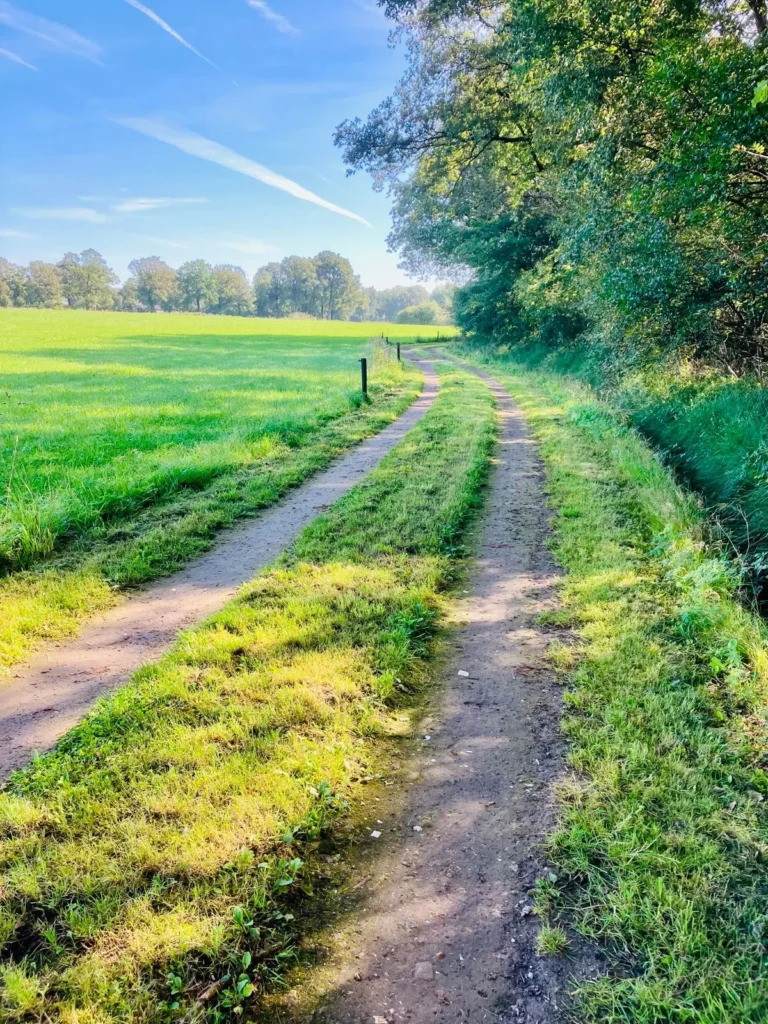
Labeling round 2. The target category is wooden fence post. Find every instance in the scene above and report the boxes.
[360,357,368,396]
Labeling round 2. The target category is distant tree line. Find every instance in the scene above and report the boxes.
[0,249,454,325]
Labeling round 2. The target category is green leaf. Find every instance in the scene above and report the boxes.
[751,80,768,108]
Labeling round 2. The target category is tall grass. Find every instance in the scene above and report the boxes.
[628,375,768,588]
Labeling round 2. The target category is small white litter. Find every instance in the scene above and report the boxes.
[370,830,382,839]
[458,670,470,678]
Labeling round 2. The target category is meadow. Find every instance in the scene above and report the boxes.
[0,309,453,673]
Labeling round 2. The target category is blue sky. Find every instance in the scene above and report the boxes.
[0,0,414,287]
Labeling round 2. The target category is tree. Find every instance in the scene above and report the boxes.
[128,257,178,312]
[211,265,252,315]
[375,285,430,321]
[352,287,378,321]
[177,260,215,313]
[397,300,441,325]
[337,0,768,371]
[25,262,63,308]
[313,251,361,320]
[0,258,26,306]
[253,262,287,318]
[431,284,455,322]
[114,278,143,312]
[282,256,319,315]
[58,250,117,309]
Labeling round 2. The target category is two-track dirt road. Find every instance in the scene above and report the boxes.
[277,356,594,1024]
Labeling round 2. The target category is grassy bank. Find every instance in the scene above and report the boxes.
[455,345,768,1022]
[464,338,768,600]
[0,313,426,675]
[0,365,495,1023]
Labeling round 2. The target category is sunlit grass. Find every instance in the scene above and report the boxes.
[457,344,768,1023]
[469,338,768,600]
[0,366,494,1023]
[0,310,449,674]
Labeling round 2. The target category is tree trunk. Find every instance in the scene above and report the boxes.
[749,0,768,35]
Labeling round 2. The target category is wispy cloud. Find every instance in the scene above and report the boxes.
[0,227,35,238]
[116,118,371,226]
[0,45,36,70]
[122,0,220,71]
[0,2,102,63]
[113,196,207,213]
[14,207,108,223]
[246,0,299,36]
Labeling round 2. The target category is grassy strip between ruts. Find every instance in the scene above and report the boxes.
[0,365,496,1023]
[453,345,768,1024]
[0,347,421,678]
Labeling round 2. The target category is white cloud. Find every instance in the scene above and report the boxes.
[216,237,277,254]
[122,0,221,71]
[14,207,108,223]
[116,118,371,226]
[0,2,101,63]
[0,45,36,70]
[0,227,35,237]
[113,196,207,213]
[246,0,299,36]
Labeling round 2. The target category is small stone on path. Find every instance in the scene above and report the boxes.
[413,961,435,981]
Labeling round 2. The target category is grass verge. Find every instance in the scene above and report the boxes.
[0,365,495,1023]
[465,337,768,600]
[455,344,768,1023]
[0,347,421,677]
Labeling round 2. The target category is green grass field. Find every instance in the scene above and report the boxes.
[0,309,454,674]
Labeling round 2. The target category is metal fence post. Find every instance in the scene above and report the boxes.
[360,357,368,396]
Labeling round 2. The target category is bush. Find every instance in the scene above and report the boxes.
[396,301,441,325]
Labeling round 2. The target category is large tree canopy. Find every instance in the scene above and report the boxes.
[337,0,768,370]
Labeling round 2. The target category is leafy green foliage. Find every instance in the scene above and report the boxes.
[339,0,768,369]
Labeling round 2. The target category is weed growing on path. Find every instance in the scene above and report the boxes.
[457,346,768,1023]
[0,366,494,1023]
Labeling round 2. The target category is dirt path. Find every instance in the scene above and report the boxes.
[302,358,590,1024]
[0,353,439,782]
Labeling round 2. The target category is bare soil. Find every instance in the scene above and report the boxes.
[0,355,439,781]
[281,357,598,1024]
